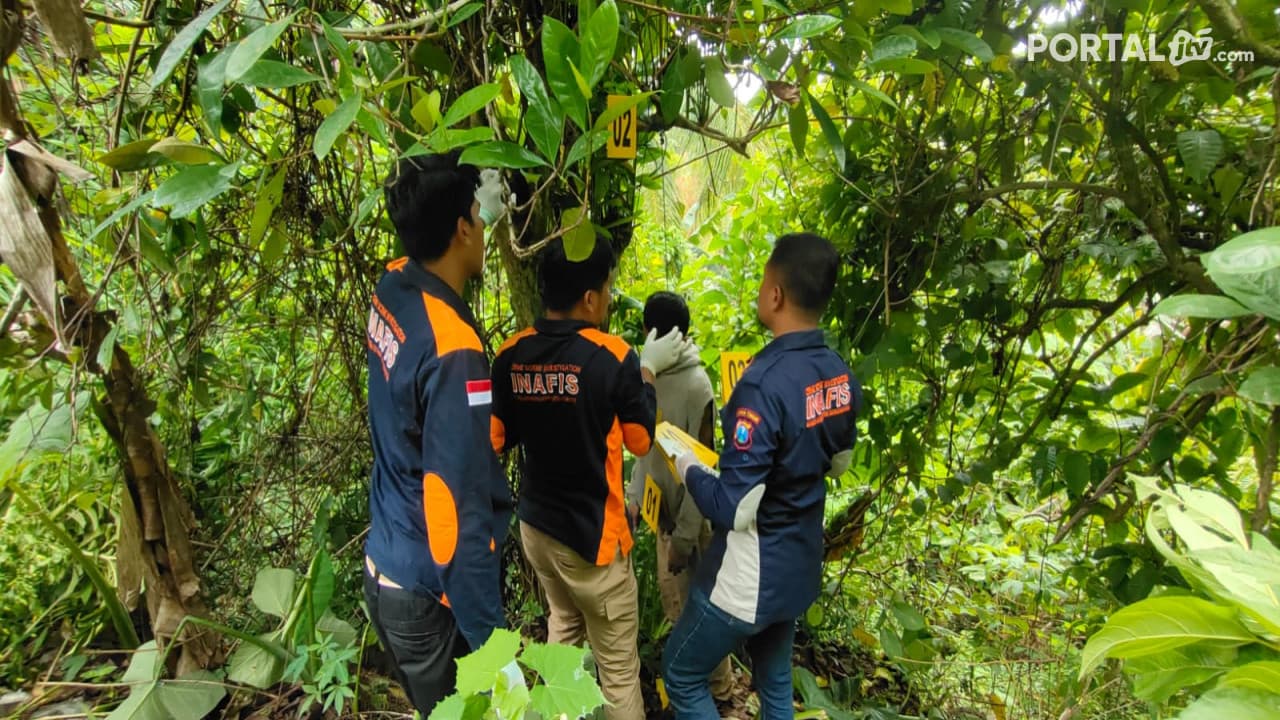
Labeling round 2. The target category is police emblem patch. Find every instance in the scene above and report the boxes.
[733,419,754,450]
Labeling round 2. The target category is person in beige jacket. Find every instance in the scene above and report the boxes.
[626,291,736,702]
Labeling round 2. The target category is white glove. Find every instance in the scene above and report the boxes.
[674,450,708,484]
[499,659,523,689]
[827,449,853,479]
[640,327,686,376]
[476,169,507,225]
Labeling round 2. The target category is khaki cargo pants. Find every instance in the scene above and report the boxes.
[520,522,644,720]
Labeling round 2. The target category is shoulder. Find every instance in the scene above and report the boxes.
[497,327,537,357]
[421,290,482,357]
[576,328,633,364]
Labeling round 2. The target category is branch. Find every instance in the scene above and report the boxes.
[1197,0,1280,66]
[1254,407,1280,533]
[968,180,1123,203]
[0,287,26,339]
[325,0,471,37]
[82,9,151,28]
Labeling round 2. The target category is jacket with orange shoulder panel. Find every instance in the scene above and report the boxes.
[490,318,656,566]
[364,257,513,651]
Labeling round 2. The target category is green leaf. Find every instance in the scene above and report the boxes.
[121,640,161,684]
[579,0,619,90]
[227,635,284,689]
[543,18,587,129]
[788,102,808,155]
[775,15,841,40]
[889,25,941,50]
[881,0,913,14]
[704,56,737,108]
[870,58,938,75]
[441,83,501,129]
[1125,645,1234,704]
[250,567,297,617]
[153,163,239,219]
[458,141,549,169]
[1062,450,1090,498]
[249,167,287,245]
[521,642,605,719]
[150,137,224,165]
[196,50,228,135]
[1178,129,1225,184]
[565,130,606,166]
[315,613,357,648]
[1221,662,1280,693]
[236,59,321,88]
[105,681,165,720]
[156,673,225,720]
[935,28,995,61]
[1154,294,1253,319]
[591,92,653,132]
[98,138,165,172]
[428,127,495,153]
[314,95,362,160]
[150,0,232,90]
[879,625,904,658]
[870,35,917,63]
[1239,366,1280,407]
[455,628,522,696]
[307,551,336,635]
[1201,227,1280,321]
[510,54,563,161]
[1176,687,1280,720]
[1079,596,1255,678]
[225,15,295,83]
[560,206,595,261]
[892,602,926,632]
[446,2,483,27]
[412,90,443,133]
[852,79,899,109]
[807,91,845,172]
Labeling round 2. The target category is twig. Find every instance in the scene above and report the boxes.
[82,9,151,29]
[0,287,27,338]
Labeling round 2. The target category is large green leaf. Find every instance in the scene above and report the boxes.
[509,55,562,161]
[314,95,362,160]
[564,129,606,167]
[315,613,358,648]
[591,92,653,132]
[225,15,295,83]
[227,635,285,689]
[853,79,899,109]
[578,0,619,90]
[150,0,232,90]
[459,141,548,169]
[150,137,224,165]
[250,567,297,617]
[156,673,226,719]
[121,640,161,684]
[1153,294,1253,319]
[1178,130,1224,184]
[1221,662,1280,693]
[807,92,845,172]
[1201,227,1280,320]
[543,18,587,129]
[237,60,321,88]
[105,681,165,720]
[152,163,239,218]
[1125,645,1234,703]
[704,56,737,108]
[455,628,522,696]
[560,206,595,261]
[788,102,807,155]
[249,166,286,245]
[1079,596,1255,677]
[935,28,995,61]
[869,58,938,75]
[441,83,501,129]
[776,15,841,40]
[1176,687,1280,720]
[98,138,166,172]
[870,35,917,63]
[521,642,605,719]
[1239,367,1280,406]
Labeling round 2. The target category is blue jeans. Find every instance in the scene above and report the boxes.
[662,588,796,720]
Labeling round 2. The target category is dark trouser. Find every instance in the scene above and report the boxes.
[363,570,469,716]
[663,588,797,720]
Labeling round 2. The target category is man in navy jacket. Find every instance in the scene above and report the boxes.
[363,152,512,714]
[664,233,861,720]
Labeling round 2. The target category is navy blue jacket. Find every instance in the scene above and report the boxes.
[687,330,860,625]
[364,258,512,650]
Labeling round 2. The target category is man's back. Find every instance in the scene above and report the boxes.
[491,318,656,566]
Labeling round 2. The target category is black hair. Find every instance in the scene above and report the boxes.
[383,151,480,263]
[643,291,690,336]
[767,233,839,316]
[539,236,616,312]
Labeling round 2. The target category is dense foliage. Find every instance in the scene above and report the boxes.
[0,0,1277,717]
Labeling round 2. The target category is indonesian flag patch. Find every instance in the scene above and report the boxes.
[466,379,492,407]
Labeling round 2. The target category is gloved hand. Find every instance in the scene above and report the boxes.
[499,659,524,690]
[476,168,507,226]
[827,449,853,479]
[674,450,708,484]
[640,327,686,376]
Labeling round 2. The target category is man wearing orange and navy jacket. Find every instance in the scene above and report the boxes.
[490,237,688,720]
[363,151,512,715]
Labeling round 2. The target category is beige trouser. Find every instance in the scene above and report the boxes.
[520,522,643,720]
[656,529,735,700]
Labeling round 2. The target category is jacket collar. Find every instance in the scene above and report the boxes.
[534,317,596,335]
[756,329,827,360]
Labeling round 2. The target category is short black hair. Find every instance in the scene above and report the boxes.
[768,233,839,316]
[539,237,616,312]
[384,151,480,263]
[643,291,690,336]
